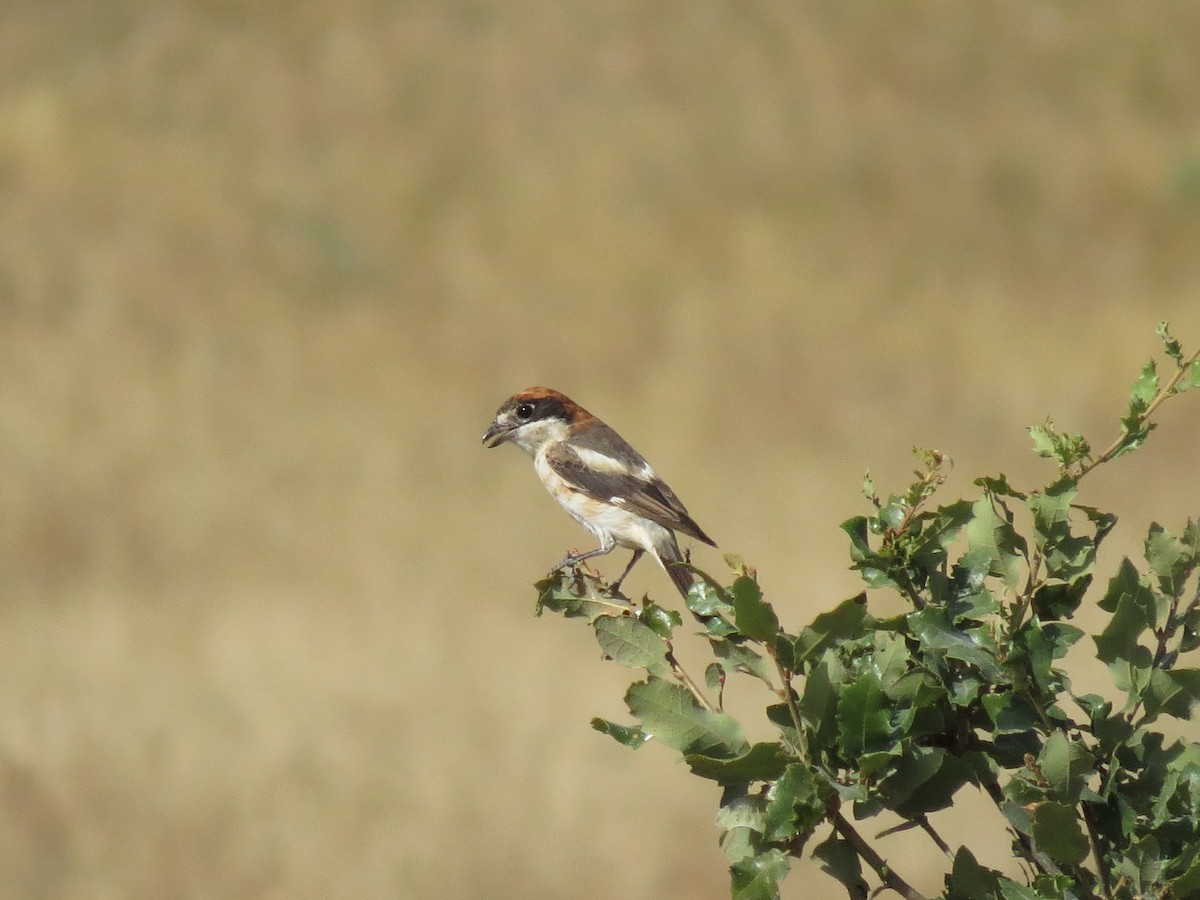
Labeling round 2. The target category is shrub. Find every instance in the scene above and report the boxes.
[535,323,1200,900]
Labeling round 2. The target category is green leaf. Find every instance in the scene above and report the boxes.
[909,499,975,563]
[625,676,748,757]
[1157,320,1183,364]
[685,742,791,785]
[730,576,780,642]
[730,848,790,900]
[882,746,973,816]
[1145,522,1198,598]
[1142,668,1200,720]
[1093,594,1153,697]
[812,833,865,896]
[1098,557,1153,614]
[1170,857,1200,896]
[1113,361,1160,460]
[973,474,1027,500]
[717,788,767,835]
[906,754,981,819]
[966,493,1024,590]
[1028,420,1090,469]
[712,638,776,686]
[1111,835,1164,895]
[909,607,1004,682]
[872,633,912,695]
[1130,359,1160,408]
[982,692,1039,736]
[686,576,734,617]
[535,572,632,622]
[795,594,869,662]
[998,881,1045,900]
[590,718,650,749]
[762,764,825,843]
[1032,801,1088,865]
[837,671,893,762]
[799,659,837,745]
[1010,620,1078,697]
[946,847,1003,900]
[594,616,669,675]
[638,600,681,639]
[705,662,726,698]
[1039,731,1091,804]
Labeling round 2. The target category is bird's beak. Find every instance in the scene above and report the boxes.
[482,420,514,448]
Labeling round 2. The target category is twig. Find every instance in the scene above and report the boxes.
[1081,801,1115,900]
[980,777,1060,876]
[772,657,809,760]
[1080,346,1200,478]
[664,643,717,712]
[831,809,929,900]
[875,817,954,861]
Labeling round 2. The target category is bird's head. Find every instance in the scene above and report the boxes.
[482,387,587,455]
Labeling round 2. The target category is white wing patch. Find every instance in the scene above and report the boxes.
[575,445,641,476]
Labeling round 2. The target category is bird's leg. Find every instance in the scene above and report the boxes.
[608,548,645,595]
[552,534,615,573]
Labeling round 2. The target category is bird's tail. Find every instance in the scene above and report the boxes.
[654,535,696,600]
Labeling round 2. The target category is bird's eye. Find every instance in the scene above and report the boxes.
[516,402,536,420]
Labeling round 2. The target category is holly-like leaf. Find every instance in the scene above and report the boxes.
[966,493,1025,590]
[762,764,825,843]
[638,600,682,639]
[909,607,1004,682]
[730,848,790,900]
[1094,594,1154,697]
[626,676,748,757]
[712,638,776,686]
[535,572,632,622]
[1157,320,1184,364]
[795,594,869,662]
[594,615,669,675]
[837,671,893,763]
[1142,668,1200,720]
[685,742,791,785]
[1145,522,1200,600]
[730,575,780,642]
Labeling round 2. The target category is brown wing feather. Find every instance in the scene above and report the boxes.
[544,439,717,546]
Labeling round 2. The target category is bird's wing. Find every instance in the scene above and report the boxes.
[544,431,716,546]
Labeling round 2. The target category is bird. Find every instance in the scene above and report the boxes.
[482,387,716,598]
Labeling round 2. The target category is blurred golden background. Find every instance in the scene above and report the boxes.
[2,2,1198,897]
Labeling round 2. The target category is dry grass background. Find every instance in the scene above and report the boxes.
[1,1,1199,898]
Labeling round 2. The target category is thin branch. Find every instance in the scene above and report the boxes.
[664,643,717,712]
[1081,801,1115,900]
[916,817,954,860]
[874,817,954,863]
[980,777,1060,877]
[1080,346,1200,478]
[831,809,929,900]
[772,657,809,760]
